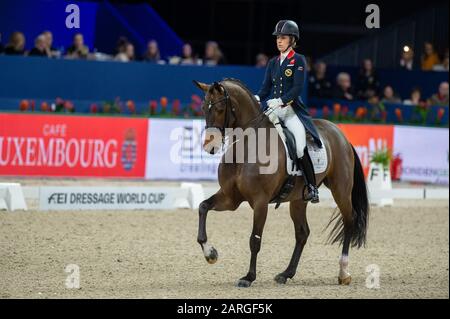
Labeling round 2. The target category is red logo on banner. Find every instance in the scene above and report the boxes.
[337,124,394,176]
[0,114,148,178]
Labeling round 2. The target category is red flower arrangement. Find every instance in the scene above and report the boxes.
[126,100,136,114]
[19,99,29,111]
[395,108,403,122]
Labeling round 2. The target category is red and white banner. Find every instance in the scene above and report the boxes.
[338,124,394,176]
[0,114,148,177]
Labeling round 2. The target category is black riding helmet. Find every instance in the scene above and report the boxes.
[272,20,299,41]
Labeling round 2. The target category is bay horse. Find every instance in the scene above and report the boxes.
[193,78,369,288]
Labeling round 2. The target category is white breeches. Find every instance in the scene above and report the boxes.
[272,105,306,158]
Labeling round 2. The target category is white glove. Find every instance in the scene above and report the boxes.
[267,98,283,109]
[254,95,260,103]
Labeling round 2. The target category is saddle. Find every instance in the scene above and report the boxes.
[264,110,328,208]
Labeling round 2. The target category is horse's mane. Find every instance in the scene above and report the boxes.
[221,78,259,106]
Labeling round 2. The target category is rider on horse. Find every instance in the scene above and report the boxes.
[255,19,321,203]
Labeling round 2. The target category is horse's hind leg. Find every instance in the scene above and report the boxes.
[197,189,241,264]
[274,199,309,284]
[325,177,354,285]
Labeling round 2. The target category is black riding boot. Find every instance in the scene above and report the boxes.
[297,147,319,203]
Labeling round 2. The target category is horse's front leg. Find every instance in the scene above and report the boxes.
[197,190,240,264]
[237,201,268,288]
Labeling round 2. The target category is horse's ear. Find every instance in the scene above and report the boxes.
[193,80,210,93]
[211,82,224,94]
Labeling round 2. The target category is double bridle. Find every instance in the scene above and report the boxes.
[203,81,268,145]
[204,82,235,138]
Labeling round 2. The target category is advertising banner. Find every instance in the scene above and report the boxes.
[39,186,181,210]
[393,126,449,185]
[338,124,394,176]
[145,119,221,180]
[0,114,148,177]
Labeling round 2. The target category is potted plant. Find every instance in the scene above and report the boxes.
[368,147,394,206]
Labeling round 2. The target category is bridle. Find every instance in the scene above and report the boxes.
[203,81,275,145]
[204,82,236,141]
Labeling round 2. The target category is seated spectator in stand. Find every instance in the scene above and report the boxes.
[356,58,380,100]
[29,34,49,57]
[380,85,401,104]
[204,41,226,66]
[399,45,414,70]
[332,72,354,101]
[42,30,60,58]
[0,32,4,54]
[66,33,89,59]
[4,31,26,55]
[180,43,200,65]
[255,53,268,68]
[421,42,440,71]
[169,43,201,65]
[403,87,423,106]
[432,48,449,72]
[308,60,332,98]
[115,42,135,62]
[305,56,312,73]
[428,81,449,106]
[142,40,165,64]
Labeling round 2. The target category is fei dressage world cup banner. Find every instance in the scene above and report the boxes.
[0,113,148,178]
[39,186,182,210]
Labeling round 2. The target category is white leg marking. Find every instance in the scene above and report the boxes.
[339,255,351,279]
[202,242,213,257]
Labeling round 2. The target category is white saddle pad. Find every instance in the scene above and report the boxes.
[265,111,328,176]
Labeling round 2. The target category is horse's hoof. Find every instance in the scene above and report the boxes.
[236,279,252,288]
[338,275,352,285]
[274,274,288,284]
[204,247,218,264]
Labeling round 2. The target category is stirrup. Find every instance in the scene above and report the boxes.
[302,184,319,203]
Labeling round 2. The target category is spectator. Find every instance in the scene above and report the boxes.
[29,34,49,57]
[4,31,26,55]
[356,58,380,100]
[142,40,165,64]
[308,61,332,98]
[432,49,449,72]
[305,56,312,73]
[381,85,401,104]
[399,46,414,70]
[332,72,354,101]
[42,30,60,58]
[403,87,423,106]
[66,33,89,59]
[180,43,200,65]
[204,41,225,66]
[428,82,449,106]
[115,42,135,62]
[421,42,440,71]
[255,53,268,68]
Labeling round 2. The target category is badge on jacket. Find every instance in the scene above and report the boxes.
[285,69,292,77]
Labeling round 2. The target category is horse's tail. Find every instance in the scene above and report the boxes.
[349,145,369,248]
[326,145,369,248]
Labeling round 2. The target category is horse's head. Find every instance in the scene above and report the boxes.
[193,80,236,154]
